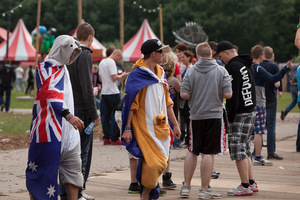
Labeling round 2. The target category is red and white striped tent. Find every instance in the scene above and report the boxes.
[123,19,159,62]
[0,27,11,44]
[0,19,36,61]
[71,29,106,57]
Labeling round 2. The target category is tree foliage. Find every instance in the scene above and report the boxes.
[0,0,299,62]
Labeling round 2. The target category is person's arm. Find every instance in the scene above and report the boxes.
[295,15,300,49]
[167,105,181,139]
[122,110,133,143]
[111,72,128,82]
[180,92,190,99]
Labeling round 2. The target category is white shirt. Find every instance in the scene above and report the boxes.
[98,58,120,95]
[15,67,24,79]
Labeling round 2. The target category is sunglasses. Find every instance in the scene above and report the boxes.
[155,49,163,54]
[164,69,172,73]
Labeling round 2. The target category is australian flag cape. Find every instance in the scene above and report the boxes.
[26,59,65,200]
[121,66,169,199]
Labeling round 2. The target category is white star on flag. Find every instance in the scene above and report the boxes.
[28,161,38,172]
[47,184,55,198]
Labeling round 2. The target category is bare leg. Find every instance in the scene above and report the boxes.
[183,151,198,186]
[163,154,171,174]
[29,193,34,200]
[200,154,214,190]
[236,158,249,183]
[140,187,151,200]
[65,183,79,200]
[130,158,138,183]
[254,134,262,157]
[247,157,254,180]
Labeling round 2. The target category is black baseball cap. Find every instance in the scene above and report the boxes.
[213,41,234,56]
[141,39,169,55]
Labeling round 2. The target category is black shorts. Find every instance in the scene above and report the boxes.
[189,119,222,155]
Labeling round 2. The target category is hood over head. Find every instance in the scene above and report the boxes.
[48,35,82,65]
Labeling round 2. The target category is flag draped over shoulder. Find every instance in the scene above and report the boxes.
[26,59,65,200]
[122,65,170,200]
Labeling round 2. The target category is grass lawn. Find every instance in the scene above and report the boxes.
[277,92,298,113]
[10,89,34,109]
[0,112,32,136]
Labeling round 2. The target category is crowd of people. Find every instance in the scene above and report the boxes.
[22,19,300,200]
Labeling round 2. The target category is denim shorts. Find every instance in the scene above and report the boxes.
[228,112,256,161]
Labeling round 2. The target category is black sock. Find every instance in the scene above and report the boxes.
[249,179,255,185]
[255,156,262,159]
[242,183,250,188]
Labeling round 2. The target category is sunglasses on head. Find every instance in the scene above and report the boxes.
[155,49,163,54]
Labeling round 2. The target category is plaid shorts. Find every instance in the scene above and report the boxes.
[254,106,266,134]
[228,112,256,161]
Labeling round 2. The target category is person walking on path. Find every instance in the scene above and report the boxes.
[250,44,292,166]
[121,39,181,200]
[0,64,16,112]
[64,22,101,200]
[215,41,257,196]
[26,35,85,200]
[261,46,284,160]
[180,42,232,199]
[25,65,34,95]
[15,65,24,92]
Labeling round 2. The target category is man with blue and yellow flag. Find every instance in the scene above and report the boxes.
[121,39,181,200]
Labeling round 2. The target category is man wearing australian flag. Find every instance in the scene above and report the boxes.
[26,35,85,200]
[122,39,181,200]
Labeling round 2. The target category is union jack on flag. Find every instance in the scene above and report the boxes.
[26,59,66,200]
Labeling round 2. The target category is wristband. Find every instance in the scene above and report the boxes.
[124,127,131,131]
[66,114,73,121]
[124,129,131,132]
[297,24,300,29]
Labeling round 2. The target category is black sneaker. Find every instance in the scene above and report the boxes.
[159,188,167,196]
[281,111,286,121]
[0,104,4,112]
[162,172,176,189]
[267,153,283,160]
[128,182,140,194]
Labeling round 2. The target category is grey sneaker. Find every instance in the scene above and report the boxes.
[81,192,95,200]
[180,182,191,197]
[254,156,273,166]
[250,182,259,192]
[199,188,221,199]
[227,184,253,196]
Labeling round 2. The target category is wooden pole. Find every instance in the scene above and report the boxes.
[5,0,11,63]
[119,0,124,52]
[78,0,82,26]
[33,0,41,99]
[159,4,163,44]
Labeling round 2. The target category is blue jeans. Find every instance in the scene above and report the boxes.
[15,78,24,92]
[0,87,11,112]
[266,103,277,155]
[297,102,300,152]
[59,111,93,199]
[100,94,120,141]
[284,85,298,114]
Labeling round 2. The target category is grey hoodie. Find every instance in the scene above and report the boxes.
[48,35,81,65]
[180,57,232,120]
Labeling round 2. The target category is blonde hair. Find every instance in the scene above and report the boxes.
[263,46,274,59]
[161,53,175,78]
[196,42,212,58]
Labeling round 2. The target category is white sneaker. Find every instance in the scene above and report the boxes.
[180,182,191,197]
[250,182,259,192]
[81,192,95,200]
[199,188,221,199]
[227,184,253,196]
[254,156,273,166]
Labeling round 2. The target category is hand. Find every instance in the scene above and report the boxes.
[173,125,181,139]
[93,87,99,96]
[169,86,177,94]
[286,59,294,68]
[121,72,129,78]
[278,91,283,98]
[94,117,101,127]
[69,116,85,131]
[122,131,132,143]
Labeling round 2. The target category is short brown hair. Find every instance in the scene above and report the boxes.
[174,43,188,52]
[182,51,194,63]
[263,46,274,59]
[76,22,94,41]
[251,44,264,59]
[196,42,212,58]
[208,41,218,51]
[106,46,116,57]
